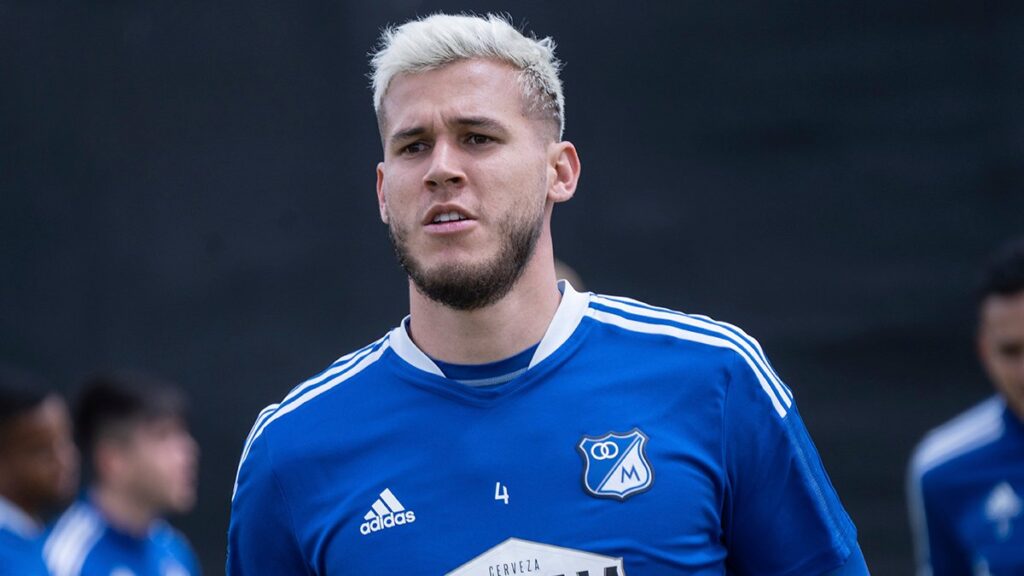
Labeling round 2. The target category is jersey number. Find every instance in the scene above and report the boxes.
[494,482,509,505]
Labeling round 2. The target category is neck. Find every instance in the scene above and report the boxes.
[93,483,157,537]
[407,244,561,365]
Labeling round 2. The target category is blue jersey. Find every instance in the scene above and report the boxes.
[42,497,199,576]
[0,496,48,576]
[908,396,1024,576]
[229,283,858,575]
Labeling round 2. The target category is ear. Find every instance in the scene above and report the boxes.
[546,141,581,204]
[376,162,389,224]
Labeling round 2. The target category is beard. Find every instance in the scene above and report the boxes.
[387,205,545,311]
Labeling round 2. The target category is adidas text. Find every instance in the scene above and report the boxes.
[360,511,416,535]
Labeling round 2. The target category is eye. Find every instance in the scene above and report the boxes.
[465,133,494,146]
[998,342,1023,359]
[399,141,429,155]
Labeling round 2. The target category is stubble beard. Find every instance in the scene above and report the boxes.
[387,204,545,311]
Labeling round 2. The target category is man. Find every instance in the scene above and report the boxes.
[909,239,1024,576]
[229,13,868,574]
[44,371,200,576]
[0,365,78,575]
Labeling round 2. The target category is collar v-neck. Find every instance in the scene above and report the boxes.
[388,280,590,378]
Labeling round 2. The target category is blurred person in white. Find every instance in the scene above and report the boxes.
[45,370,200,576]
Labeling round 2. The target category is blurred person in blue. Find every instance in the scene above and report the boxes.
[45,371,200,576]
[909,238,1024,576]
[0,364,78,575]
[229,12,868,575]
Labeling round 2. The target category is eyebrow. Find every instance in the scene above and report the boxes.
[452,116,508,133]
[389,126,426,145]
[388,116,510,145]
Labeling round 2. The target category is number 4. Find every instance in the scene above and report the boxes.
[494,482,509,505]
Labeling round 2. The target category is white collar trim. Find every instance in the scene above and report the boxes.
[0,494,41,538]
[389,280,590,376]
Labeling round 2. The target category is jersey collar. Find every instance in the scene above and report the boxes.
[389,280,590,377]
[1003,397,1024,434]
[0,494,41,538]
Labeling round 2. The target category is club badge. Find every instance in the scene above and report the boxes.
[578,428,653,501]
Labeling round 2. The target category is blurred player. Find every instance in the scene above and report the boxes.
[45,371,200,576]
[229,13,868,574]
[0,365,78,575]
[909,238,1024,575]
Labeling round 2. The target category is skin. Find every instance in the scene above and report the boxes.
[93,416,199,536]
[376,58,581,364]
[978,291,1024,420]
[0,395,79,522]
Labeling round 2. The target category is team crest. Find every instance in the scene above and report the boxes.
[578,428,653,500]
[985,481,1021,540]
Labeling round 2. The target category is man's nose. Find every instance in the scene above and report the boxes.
[423,140,466,189]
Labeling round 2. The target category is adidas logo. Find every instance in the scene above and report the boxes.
[359,488,416,536]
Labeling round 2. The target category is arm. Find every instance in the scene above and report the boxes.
[227,431,311,576]
[721,349,863,575]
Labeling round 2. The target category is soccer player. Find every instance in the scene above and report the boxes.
[44,371,200,576]
[908,239,1024,576]
[229,13,868,574]
[0,365,78,576]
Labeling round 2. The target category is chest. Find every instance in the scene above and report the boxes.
[947,460,1024,574]
[80,534,191,576]
[0,531,47,576]
[279,375,731,575]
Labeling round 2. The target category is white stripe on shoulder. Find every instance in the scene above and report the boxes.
[44,504,103,576]
[687,312,793,402]
[910,397,1006,477]
[0,495,40,538]
[592,295,794,407]
[280,337,389,405]
[237,336,389,470]
[43,503,89,561]
[907,397,1005,576]
[586,307,787,418]
[232,339,391,498]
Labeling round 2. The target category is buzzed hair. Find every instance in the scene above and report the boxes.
[370,13,565,140]
[0,363,50,430]
[978,237,1024,303]
[74,370,187,454]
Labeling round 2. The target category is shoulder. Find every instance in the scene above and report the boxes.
[150,520,198,567]
[587,293,751,356]
[150,519,188,546]
[233,334,393,489]
[585,292,794,418]
[909,396,1007,486]
[43,501,105,576]
[248,334,392,439]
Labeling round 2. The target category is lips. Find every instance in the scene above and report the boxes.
[423,205,475,227]
[431,210,467,224]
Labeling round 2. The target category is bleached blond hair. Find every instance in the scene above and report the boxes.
[370,13,565,139]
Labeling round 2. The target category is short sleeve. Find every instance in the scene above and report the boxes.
[227,430,310,576]
[721,351,858,576]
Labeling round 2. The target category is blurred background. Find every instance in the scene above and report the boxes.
[2,1,1022,573]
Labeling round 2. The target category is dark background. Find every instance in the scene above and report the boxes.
[3,1,1022,573]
